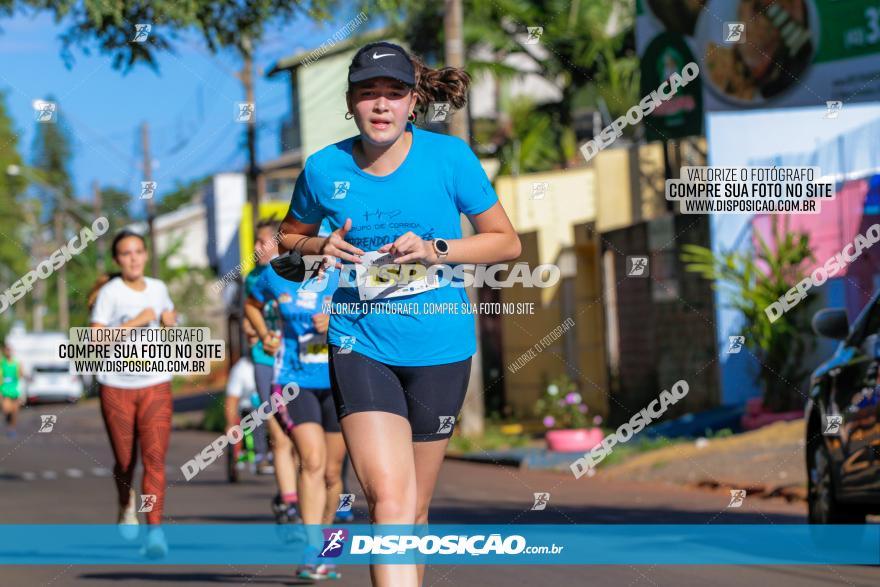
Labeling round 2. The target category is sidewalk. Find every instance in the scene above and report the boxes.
[449,419,808,502]
[599,419,807,501]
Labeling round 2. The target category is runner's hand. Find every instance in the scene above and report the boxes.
[379,232,439,265]
[262,333,280,355]
[312,313,330,334]
[319,218,364,271]
[160,310,177,326]
[134,308,157,324]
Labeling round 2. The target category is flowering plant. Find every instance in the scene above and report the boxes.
[534,375,600,430]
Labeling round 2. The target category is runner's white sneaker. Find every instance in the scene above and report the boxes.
[117,488,139,541]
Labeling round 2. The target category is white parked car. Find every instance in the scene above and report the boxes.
[26,362,83,404]
[5,329,83,404]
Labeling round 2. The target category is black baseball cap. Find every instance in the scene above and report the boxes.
[348,41,415,86]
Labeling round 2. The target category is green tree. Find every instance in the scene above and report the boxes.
[30,96,78,331]
[466,0,637,168]
[156,176,210,215]
[0,90,27,338]
[3,0,337,71]
[495,97,559,175]
[98,186,134,230]
[374,0,638,171]
[681,222,817,412]
[154,234,215,328]
[30,94,74,216]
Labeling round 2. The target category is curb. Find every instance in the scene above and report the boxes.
[692,479,807,503]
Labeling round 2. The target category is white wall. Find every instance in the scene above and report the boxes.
[204,173,247,277]
[154,203,208,269]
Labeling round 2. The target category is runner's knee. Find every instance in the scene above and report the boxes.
[371,496,416,524]
[324,466,342,488]
[299,450,325,476]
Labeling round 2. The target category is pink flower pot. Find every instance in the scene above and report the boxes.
[545,427,604,452]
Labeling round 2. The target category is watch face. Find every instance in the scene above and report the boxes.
[436,239,449,254]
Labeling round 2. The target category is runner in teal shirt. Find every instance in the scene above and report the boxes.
[244,264,280,367]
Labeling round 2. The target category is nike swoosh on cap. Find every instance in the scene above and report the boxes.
[372,52,395,59]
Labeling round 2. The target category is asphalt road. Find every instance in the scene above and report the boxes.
[1,397,877,586]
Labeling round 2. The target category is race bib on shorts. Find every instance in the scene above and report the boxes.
[355,251,439,301]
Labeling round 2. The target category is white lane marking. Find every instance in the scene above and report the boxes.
[65,468,84,478]
[21,471,36,481]
[41,470,57,480]
[91,467,111,477]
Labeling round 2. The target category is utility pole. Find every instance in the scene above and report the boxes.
[93,181,105,273]
[53,210,69,331]
[29,203,46,332]
[239,36,261,237]
[445,0,484,438]
[141,122,159,278]
[445,0,470,141]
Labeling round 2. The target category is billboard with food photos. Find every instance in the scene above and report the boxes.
[637,0,880,139]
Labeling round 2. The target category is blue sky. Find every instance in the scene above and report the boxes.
[0,7,375,213]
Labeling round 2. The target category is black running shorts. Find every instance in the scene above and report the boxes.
[328,345,472,442]
[271,384,341,434]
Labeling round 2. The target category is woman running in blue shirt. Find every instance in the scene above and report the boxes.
[245,257,344,581]
[278,41,521,587]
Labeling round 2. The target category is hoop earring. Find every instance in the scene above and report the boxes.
[408,112,416,122]
[345,112,353,120]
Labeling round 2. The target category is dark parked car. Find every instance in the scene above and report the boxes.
[807,299,880,523]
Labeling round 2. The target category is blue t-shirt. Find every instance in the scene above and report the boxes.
[250,264,339,389]
[288,123,498,366]
[244,264,280,367]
